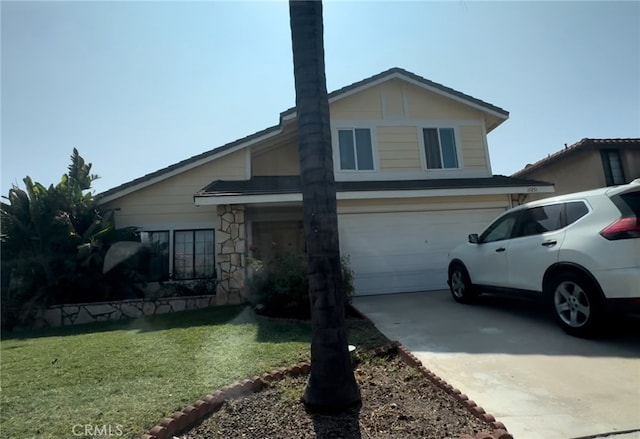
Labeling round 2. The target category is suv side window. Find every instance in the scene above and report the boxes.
[515,204,563,237]
[480,214,517,243]
[565,201,589,225]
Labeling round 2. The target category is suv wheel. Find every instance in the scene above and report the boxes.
[449,264,477,304]
[550,272,603,337]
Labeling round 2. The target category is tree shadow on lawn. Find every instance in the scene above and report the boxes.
[3,303,390,355]
[253,306,391,351]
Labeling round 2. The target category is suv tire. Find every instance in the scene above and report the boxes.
[448,264,477,304]
[549,272,603,338]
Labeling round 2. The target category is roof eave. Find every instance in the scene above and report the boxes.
[194,184,554,206]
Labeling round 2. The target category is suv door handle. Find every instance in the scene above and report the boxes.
[541,240,557,247]
[495,247,506,252]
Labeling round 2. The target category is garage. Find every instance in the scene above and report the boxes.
[338,208,505,295]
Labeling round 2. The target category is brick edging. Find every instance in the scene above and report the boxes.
[142,342,511,439]
[391,342,512,439]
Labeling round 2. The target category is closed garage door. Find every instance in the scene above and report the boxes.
[339,208,504,295]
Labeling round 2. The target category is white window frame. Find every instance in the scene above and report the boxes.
[418,126,462,171]
[333,124,378,173]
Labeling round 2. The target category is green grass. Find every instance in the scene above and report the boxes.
[0,305,388,439]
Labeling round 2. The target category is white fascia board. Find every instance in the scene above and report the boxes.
[99,128,283,204]
[337,185,554,200]
[194,184,553,206]
[195,193,303,206]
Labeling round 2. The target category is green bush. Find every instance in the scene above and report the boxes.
[246,252,355,319]
[154,279,218,298]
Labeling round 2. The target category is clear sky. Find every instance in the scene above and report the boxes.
[2,1,639,195]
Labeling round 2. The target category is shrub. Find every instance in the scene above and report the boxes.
[246,252,355,319]
[155,279,218,298]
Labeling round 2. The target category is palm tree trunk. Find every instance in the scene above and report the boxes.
[289,0,361,409]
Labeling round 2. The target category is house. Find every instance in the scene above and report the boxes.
[511,138,640,201]
[97,67,553,303]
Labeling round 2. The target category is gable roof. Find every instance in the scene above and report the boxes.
[98,67,509,203]
[512,138,640,178]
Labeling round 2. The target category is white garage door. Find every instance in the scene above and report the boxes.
[339,208,504,295]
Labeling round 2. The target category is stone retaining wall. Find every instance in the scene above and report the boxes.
[30,295,218,329]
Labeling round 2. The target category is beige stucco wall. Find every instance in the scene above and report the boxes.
[518,150,608,201]
[331,85,383,120]
[520,147,640,201]
[101,149,246,228]
[381,80,405,119]
[529,151,606,199]
[404,83,482,121]
[251,141,300,176]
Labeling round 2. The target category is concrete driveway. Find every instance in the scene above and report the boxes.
[353,290,640,439]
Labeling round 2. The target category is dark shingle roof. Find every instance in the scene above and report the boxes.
[98,67,509,202]
[196,175,551,198]
[512,138,640,178]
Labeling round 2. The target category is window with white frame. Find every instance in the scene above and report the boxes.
[422,128,459,169]
[338,128,374,171]
[173,229,216,280]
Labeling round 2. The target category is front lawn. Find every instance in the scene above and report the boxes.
[1,305,388,439]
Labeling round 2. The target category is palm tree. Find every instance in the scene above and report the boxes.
[289,0,361,409]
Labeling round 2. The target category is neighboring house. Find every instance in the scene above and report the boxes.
[97,67,553,303]
[512,138,640,201]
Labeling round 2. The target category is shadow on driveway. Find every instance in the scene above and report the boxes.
[353,290,640,359]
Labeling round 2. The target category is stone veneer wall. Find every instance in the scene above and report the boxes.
[30,295,217,329]
[216,205,246,305]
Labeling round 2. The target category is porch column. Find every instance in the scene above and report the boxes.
[216,204,246,305]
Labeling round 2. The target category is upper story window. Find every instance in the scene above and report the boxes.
[601,149,625,186]
[422,128,459,169]
[338,128,374,171]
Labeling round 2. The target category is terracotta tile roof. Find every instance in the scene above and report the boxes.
[512,138,640,178]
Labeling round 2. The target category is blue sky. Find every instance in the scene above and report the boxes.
[2,1,639,195]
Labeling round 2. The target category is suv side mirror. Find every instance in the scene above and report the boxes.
[468,233,479,244]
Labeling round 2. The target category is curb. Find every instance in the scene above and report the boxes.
[142,341,511,439]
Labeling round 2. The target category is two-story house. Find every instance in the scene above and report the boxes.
[512,138,640,201]
[97,68,553,303]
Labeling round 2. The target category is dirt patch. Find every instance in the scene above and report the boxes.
[179,353,501,439]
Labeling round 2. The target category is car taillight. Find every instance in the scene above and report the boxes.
[599,216,640,240]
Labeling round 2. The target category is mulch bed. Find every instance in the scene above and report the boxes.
[170,349,510,439]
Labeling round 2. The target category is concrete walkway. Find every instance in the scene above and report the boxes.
[353,290,640,439]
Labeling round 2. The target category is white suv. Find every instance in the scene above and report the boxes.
[447,179,640,337]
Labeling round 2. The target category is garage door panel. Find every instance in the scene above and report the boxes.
[354,267,447,295]
[339,208,504,295]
